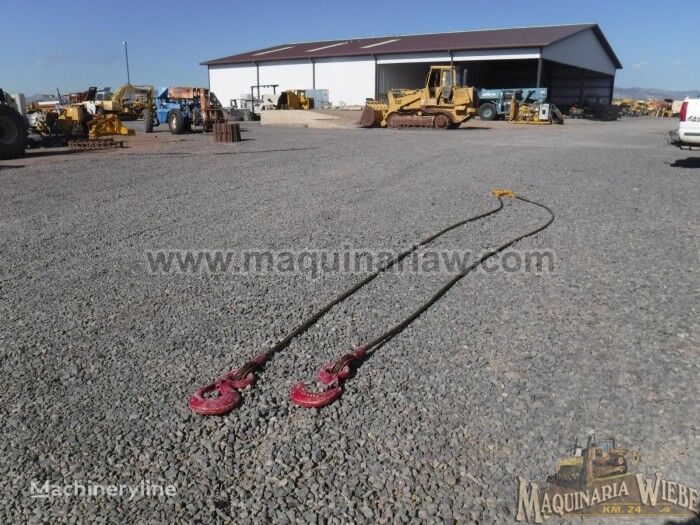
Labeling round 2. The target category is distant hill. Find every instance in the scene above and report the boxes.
[614,87,700,100]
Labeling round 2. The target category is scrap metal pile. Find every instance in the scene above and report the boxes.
[612,98,677,118]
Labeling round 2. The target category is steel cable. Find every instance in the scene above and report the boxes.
[362,195,554,352]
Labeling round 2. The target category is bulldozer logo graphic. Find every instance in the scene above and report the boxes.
[515,435,699,523]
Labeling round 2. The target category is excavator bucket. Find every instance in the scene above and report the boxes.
[358,101,387,128]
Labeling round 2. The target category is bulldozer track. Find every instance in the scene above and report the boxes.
[68,138,124,151]
[387,111,454,129]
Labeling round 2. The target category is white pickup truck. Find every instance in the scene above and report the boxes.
[669,98,700,148]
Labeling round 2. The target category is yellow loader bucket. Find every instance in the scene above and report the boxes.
[358,101,388,127]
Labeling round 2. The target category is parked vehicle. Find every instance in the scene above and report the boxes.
[0,88,28,159]
[153,87,224,134]
[669,98,700,148]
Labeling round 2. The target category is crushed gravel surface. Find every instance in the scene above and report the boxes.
[0,118,697,523]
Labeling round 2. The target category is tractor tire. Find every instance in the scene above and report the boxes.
[0,105,28,159]
[143,110,153,133]
[478,103,497,121]
[168,110,183,134]
[552,106,565,125]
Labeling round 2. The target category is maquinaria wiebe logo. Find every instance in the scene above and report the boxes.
[515,435,698,523]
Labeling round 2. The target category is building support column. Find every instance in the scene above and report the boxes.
[373,55,378,99]
[536,51,543,87]
[311,58,315,89]
[255,62,260,96]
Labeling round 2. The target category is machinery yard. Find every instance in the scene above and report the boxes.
[1,117,697,523]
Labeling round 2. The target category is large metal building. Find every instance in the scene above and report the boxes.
[202,24,621,109]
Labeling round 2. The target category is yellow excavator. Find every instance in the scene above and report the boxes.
[98,84,155,121]
[359,65,477,129]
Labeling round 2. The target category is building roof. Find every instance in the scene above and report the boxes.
[202,24,622,69]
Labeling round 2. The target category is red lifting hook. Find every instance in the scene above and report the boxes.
[188,354,268,415]
[290,347,365,408]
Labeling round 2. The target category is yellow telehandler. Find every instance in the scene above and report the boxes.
[359,65,477,129]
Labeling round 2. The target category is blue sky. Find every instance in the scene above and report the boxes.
[2,0,698,95]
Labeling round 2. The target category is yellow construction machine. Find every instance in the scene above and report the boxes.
[95,84,155,122]
[276,90,314,110]
[29,105,91,136]
[359,65,477,129]
[28,104,134,139]
[87,114,135,139]
[508,97,564,125]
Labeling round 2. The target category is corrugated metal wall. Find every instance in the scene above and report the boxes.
[209,64,258,108]
[314,57,375,106]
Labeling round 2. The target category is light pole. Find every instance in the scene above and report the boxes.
[122,41,131,85]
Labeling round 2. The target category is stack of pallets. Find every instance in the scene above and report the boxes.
[213,121,241,143]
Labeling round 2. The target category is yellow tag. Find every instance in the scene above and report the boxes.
[491,189,516,198]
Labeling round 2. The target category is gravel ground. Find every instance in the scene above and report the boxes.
[0,118,697,524]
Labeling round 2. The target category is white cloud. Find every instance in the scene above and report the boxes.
[632,61,649,69]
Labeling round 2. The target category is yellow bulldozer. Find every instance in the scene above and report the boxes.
[546,436,640,488]
[276,90,314,110]
[359,65,477,129]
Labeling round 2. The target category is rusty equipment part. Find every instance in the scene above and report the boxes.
[197,89,225,132]
[68,138,124,151]
[88,114,134,139]
[612,98,648,117]
[359,65,477,129]
[358,101,388,127]
[291,191,555,409]
[384,111,455,129]
[188,192,510,416]
[388,113,435,128]
[69,87,97,103]
[213,121,241,142]
[32,105,91,137]
[646,100,674,118]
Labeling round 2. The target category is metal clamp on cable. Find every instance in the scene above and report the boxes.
[188,354,268,416]
[290,347,365,408]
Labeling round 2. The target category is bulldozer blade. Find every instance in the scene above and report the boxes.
[358,105,381,128]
